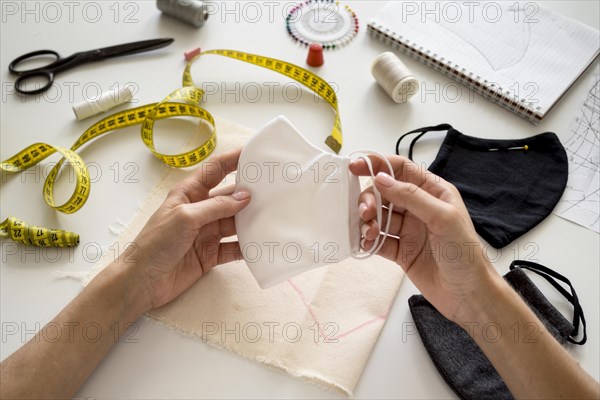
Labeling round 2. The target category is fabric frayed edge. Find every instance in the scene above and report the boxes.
[52,270,92,281]
[144,313,353,398]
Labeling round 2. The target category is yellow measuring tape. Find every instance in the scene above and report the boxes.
[0,216,80,247]
[202,50,342,152]
[1,49,342,247]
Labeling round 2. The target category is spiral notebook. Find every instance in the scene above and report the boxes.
[368,2,600,123]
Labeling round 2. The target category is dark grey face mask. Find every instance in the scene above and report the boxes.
[396,124,569,249]
[408,260,587,400]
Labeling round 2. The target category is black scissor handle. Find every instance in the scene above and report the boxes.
[9,50,60,74]
[14,71,55,95]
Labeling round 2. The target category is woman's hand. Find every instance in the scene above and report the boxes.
[350,155,499,324]
[123,148,250,313]
[352,155,600,399]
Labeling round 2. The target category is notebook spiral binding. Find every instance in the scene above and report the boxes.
[367,23,542,124]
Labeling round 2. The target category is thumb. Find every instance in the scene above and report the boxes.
[374,172,451,231]
[186,190,251,228]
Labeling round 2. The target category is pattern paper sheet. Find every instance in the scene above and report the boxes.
[84,116,405,396]
[554,73,600,233]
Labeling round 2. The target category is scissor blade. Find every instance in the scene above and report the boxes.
[92,38,174,60]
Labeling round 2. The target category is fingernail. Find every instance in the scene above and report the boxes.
[361,223,369,237]
[232,191,250,201]
[376,172,395,188]
[359,202,367,218]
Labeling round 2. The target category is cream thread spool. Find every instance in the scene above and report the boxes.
[371,52,419,103]
[72,86,133,121]
[156,0,209,27]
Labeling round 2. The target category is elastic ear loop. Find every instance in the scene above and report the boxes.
[395,123,453,160]
[349,151,394,259]
[509,260,587,345]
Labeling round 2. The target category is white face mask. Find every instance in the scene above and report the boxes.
[235,116,393,288]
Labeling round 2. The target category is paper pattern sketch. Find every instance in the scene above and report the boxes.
[554,73,600,233]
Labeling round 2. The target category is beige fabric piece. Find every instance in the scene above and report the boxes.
[85,116,405,396]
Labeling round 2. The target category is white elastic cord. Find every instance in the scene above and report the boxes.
[349,150,395,259]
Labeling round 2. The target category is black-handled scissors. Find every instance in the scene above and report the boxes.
[9,38,174,95]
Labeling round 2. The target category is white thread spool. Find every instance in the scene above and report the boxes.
[156,0,209,27]
[72,86,133,121]
[371,52,419,103]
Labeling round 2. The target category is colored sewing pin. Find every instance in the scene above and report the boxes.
[489,145,529,152]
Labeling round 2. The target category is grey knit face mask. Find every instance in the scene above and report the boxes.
[408,261,586,400]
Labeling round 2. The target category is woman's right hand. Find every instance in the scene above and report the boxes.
[350,155,501,325]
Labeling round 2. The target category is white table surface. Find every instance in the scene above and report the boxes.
[1,1,599,398]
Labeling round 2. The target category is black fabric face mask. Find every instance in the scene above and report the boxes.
[408,260,587,400]
[396,124,569,249]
